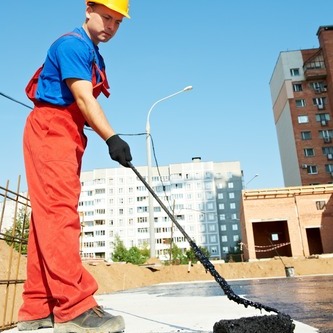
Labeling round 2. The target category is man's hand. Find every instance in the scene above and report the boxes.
[106,135,132,167]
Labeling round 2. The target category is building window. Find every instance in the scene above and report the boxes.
[295,99,306,107]
[304,148,315,157]
[210,235,217,243]
[290,68,300,76]
[307,165,318,174]
[210,247,218,254]
[233,235,240,242]
[311,82,327,93]
[315,201,326,210]
[228,192,235,199]
[298,115,309,124]
[218,193,224,199]
[320,130,333,140]
[313,96,326,105]
[206,191,214,200]
[230,203,236,209]
[219,203,225,210]
[301,131,311,140]
[293,83,302,92]
[221,235,228,243]
[220,214,226,221]
[208,224,216,232]
[324,164,333,173]
[316,113,330,123]
[221,224,227,231]
[207,202,214,210]
[323,147,333,154]
[232,224,238,231]
[205,172,213,179]
[227,182,234,189]
[222,247,229,253]
[305,55,325,70]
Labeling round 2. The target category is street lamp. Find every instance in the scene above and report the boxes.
[245,174,259,188]
[146,86,193,258]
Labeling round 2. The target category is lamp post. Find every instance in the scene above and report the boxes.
[245,174,259,188]
[146,86,193,258]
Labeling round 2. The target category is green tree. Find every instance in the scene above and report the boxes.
[168,243,187,265]
[112,236,150,265]
[4,208,30,254]
[126,246,149,265]
[186,246,210,264]
[112,235,128,262]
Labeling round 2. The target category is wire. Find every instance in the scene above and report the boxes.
[0,92,33,110]
[0,91,171,210]
[147,133,173,212]
[120,132,173,212]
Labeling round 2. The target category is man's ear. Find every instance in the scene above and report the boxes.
[86,6,93,19]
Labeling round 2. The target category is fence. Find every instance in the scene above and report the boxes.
[0,177,30,330]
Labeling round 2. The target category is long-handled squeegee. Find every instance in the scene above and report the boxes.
[128,161,295,333]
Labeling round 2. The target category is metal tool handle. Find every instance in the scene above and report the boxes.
[127,161,283,315]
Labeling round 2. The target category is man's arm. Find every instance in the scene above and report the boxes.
[66,78,115,140]
[66,78,132,167]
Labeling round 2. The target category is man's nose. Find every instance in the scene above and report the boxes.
[106,20,118,32]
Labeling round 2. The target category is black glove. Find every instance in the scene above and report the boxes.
[106,135,132,167]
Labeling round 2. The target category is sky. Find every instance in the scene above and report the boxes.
[1,1,333,192]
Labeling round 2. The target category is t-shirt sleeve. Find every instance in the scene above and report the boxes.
[55,37,93,82]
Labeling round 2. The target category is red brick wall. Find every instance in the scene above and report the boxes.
[240,187,333,260]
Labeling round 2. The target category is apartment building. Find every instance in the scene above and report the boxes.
[78,158,243,261]
[270,25,333,186]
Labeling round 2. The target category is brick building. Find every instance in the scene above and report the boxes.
[240,184,333,261]
[239,26,333,261]
[270,26,333,187]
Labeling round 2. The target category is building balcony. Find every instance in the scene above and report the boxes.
[304,67,327,80]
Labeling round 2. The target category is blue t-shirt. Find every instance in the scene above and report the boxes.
[36,27,106,106]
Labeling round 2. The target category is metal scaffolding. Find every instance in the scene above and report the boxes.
[0,177,30,330]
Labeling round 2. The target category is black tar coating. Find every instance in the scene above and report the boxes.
[213,314,295,333]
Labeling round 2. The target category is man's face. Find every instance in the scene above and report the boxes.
[86,4,124,44]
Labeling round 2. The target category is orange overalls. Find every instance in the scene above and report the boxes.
[18,57,110,323]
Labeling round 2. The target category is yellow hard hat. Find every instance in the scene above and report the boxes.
[86,0,130,19]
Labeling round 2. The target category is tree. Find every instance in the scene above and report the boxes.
[112,235,128,262]
[186,246,210,264]
[126,246,149,265]
[4,208,30,254]
[112,235,150,265]
[167,243,187,265]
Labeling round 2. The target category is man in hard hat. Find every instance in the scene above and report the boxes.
[17,1,131,332]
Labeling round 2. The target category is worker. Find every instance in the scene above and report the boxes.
[17,1,131,332]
